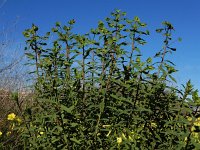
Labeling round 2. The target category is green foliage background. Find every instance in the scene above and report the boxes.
[1,10,200,150]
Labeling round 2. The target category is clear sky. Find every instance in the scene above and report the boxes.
[1,0,200,90]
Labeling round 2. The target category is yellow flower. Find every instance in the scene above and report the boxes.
[130,131,141,140]
[117,137,122,144]
[192,132,200,143]
[192,132,199,139]
[7,113,16,121]
[151,122,157,128]
[0,131,2,136]
[191,126,195,132]
[6,131,11,136]
[186,116,193,122]
[37,131,44,138]
[184,136,188,144]
[16,117,22,124]
[194,117,200,126]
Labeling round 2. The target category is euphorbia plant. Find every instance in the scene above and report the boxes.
[4,10,199,149]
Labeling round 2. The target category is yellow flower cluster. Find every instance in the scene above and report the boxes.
[116,130,141,145]
[186,116,200,126]
[0,113,23,138]
[184,116,200,144]
[7,113,16,120]
[7,113,22,124]
[6,131,11,136]
[117,137,122,144]
[194,117,200,126]
[36,131,45,138]
[151,122,157,128]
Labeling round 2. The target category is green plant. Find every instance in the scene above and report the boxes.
[3,10,200,149]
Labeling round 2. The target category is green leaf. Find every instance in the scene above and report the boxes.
[169,47,176,51]
[71,123,79,127]
[23,31,30,38]
[136,57,140,62]
[99,100,105,113]
[84,48,92,59]
[25,53,35,59]
[61,105,74,114]
[68,19,75,25]
[169,75,177,83]
[156,28,164,33]
[52,27,58,32]
[134,16,140,22]
[192,90,200,105]
[56,22,61,27]
[146,57,152,63]
[70,137,81,144]
[63,25,70,31]
[32,25,38,31]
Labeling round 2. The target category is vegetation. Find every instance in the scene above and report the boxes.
[1,10,200,149]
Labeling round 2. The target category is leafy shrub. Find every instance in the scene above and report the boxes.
[2,10,200,149]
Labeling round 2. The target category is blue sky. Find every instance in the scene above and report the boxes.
[1,0,200,90]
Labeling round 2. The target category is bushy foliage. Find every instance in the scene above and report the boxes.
[1,10,200,149]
